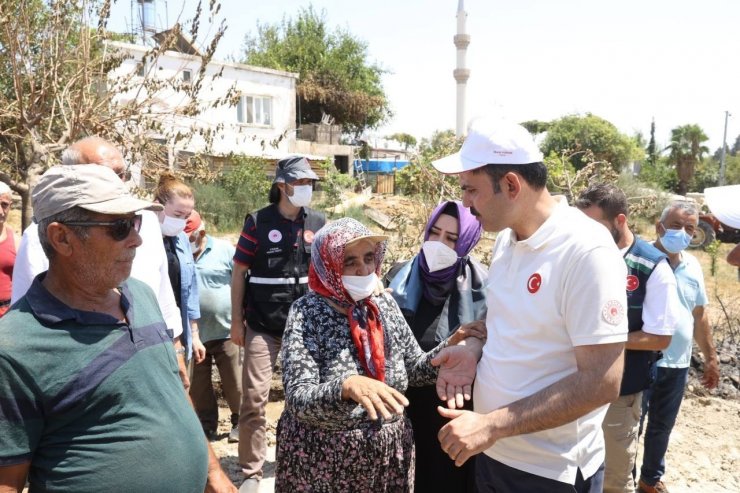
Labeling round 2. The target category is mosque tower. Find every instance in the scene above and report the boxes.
[454,0,471,137]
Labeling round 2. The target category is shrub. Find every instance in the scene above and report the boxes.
[190,155,271,232]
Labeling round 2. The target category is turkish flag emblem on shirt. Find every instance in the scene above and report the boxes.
[527,273,542,294]
[626,275,639,292]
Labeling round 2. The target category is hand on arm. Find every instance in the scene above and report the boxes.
[229,264,249,347]
[693,305,719,389]
[432,344,480,409]
[340,375,409,421]
[0,462,30,493]
[437,341,624,466]
[447,319,487,346]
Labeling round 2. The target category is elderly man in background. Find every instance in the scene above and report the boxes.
[0,182,18,317]
[637,201,719,493]
[0,165,235,492]
[11,137,190,386]
[576,183,679,493]
[186,211,243,443]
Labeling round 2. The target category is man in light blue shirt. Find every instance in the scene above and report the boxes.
[186,211,243,443]
[638,201,720,493]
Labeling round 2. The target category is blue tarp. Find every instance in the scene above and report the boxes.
[355,159,410,173]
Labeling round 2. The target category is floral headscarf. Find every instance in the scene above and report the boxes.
[309,218,387,382]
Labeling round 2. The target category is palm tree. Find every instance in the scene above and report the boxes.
[667,124,709,195]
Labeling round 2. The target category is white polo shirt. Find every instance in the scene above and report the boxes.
[474,199,628,484]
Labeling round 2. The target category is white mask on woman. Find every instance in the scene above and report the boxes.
[342,273,379,302]
[287,185,313,207]
[422,240,459,272]
[160,215,187,237]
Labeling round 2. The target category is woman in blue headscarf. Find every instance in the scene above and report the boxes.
[384,200,487,493]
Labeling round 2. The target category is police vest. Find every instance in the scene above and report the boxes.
[621,237,668,395]
[244,204,326,335]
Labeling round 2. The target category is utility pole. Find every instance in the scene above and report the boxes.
[719,110,730,186]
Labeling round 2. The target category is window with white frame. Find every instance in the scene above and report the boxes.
[237,95,272,126]
[182,69,192,84]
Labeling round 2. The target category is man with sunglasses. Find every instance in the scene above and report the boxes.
[11,137,189,387]
[0,165,236,492]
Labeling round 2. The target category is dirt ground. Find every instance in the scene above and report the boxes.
[211,390,739,493]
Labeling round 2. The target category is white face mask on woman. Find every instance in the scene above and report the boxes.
[422,240,459,272]
[160,215,187,237]
[341,273,379,302]
[287,185,313,207]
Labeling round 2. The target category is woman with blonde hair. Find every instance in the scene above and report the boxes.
[154,173,205,368]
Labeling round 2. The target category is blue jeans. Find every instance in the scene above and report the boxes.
[639,366,689,486]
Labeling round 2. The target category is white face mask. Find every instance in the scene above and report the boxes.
[342,273,379,302]
[422,240,459,272]
[160,215,187,237]
[287,184,313,207]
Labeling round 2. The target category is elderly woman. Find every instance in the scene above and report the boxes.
[275,218,476,492]
[385,200,487,492]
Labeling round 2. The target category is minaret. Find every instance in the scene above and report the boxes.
[454,0,471,137]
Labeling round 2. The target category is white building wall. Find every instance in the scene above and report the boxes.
[107,41,298,161]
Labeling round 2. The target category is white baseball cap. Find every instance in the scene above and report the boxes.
[432,117,543,174]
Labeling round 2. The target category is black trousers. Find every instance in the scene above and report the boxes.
[475,454,605,493]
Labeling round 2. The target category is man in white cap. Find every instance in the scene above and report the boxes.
[432,118,628,492]
[0,165,236,492]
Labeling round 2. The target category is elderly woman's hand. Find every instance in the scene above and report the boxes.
[432,345,479,410]
[341,375,410,421]
[447,320,487,346]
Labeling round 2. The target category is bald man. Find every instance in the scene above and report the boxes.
[12,137,185,376]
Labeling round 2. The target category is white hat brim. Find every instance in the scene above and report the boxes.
[704,185,740,229]
[431,152,488,175]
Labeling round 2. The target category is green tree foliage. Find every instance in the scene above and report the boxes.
[317,158,356,214]
[243,6,390,135]
[544,149,619,204]
[541,114,643,173]
[667,124,709,195]
[0,0,228,228]
[520,120,551,135]
[638,155,679,192]
[647,118,658,167]
[731,134,740,156]
[386,133,417,150]
[395,130,460,202]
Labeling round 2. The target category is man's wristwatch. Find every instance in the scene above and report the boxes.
[175,348,186,355]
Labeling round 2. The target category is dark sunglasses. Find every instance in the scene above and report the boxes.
[62,215,142,241]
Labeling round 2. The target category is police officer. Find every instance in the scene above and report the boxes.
[230,156,325,493]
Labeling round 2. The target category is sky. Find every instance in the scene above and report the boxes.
[109,0,740,152]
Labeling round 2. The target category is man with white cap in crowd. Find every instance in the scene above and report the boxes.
[0,165,236,492]
[430,117,629,492]
[11,137,190,387]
